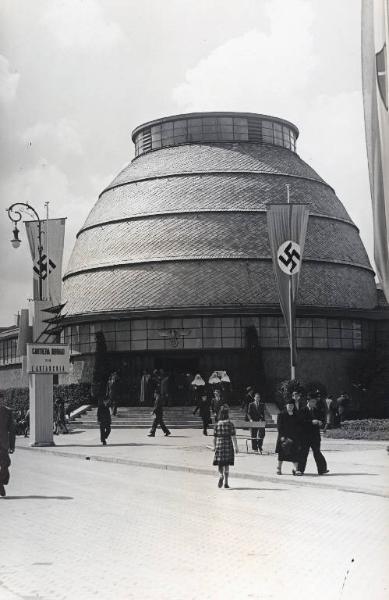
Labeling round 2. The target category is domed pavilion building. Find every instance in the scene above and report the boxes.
[60,112,388,404]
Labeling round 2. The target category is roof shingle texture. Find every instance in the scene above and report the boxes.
[63,142,376,316]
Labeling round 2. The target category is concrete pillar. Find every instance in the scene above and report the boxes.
[29,300,55,447]
[29,373,54,446]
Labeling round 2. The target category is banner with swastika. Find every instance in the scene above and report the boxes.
[267,203,309,365]
[25,218,66,305]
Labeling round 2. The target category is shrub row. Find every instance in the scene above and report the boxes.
[3,383,92,413]
[325,419,389,441]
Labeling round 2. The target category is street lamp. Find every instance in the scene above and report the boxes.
[6,202,44,301]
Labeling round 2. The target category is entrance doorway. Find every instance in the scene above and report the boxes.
[154,353,200,405]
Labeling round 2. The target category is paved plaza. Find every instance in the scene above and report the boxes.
[1,427,388,600]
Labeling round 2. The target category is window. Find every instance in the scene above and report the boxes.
[233,118,248,141]
[135,116,297,155]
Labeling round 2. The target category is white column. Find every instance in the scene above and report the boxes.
[29,373,54,446]
[29,299,55,446]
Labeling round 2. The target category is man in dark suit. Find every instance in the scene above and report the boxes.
[0,392,16,497]
[97,397,112,446]
[242,386,255,421]
[148,391,171,437]
[248,392,266,453]
[193,393,212,435]
[298,393,329,475]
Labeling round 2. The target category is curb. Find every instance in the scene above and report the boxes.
[17,445,389,499]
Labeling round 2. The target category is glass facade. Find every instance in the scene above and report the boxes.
[134,115,297,157]
[62,316,368,355]
[0,336,18,366]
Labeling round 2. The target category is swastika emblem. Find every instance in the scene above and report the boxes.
[277,240,301,275]
[33,254,57,281]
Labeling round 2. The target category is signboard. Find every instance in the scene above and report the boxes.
[27,343,70,374]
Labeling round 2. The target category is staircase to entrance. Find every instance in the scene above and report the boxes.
[71,405,278,429]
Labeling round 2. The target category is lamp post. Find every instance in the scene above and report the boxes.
[6,202,44,301]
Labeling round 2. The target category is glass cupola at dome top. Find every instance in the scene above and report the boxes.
[132,112,299,157]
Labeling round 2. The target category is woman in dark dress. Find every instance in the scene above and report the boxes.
[213,405,239,489]
[275,398,302,475]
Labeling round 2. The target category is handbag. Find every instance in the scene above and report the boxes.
[281,437,295,455]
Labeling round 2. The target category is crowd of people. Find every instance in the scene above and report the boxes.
[275,391,329,476]
[0,380,349,495]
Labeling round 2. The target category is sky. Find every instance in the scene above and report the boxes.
[0,0,373,326]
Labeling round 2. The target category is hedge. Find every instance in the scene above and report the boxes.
[3,383,92,413]
[325,419,389,441]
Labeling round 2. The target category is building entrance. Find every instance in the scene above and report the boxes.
[154,353,200,405]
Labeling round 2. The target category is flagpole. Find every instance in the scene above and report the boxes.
[286,185,296,380]
[45,201,49,302]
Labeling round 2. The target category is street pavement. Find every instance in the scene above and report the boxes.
[0,427,388,600]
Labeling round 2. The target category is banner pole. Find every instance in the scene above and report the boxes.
[45,202,50,302]
[286,185,295,380]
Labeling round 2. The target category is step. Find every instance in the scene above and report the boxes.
[73,407,276,429]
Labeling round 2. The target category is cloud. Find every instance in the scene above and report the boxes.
[300,90,374,265]
[20,119,84,157]
[0,55,20,104]
[172,0,316,116]
[170,0,374,271]
[0,161,91,282]
[42,0,124,50]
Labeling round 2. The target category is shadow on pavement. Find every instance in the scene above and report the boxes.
[228,487,288,491]
[302,472,378,477]
[4,495,73,500]
[52,442,184,448]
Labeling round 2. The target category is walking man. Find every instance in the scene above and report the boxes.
[242,386,255,421]
[337,391,350,423]
[248,392,266,453]
[298,393,329,475]
[148,390,171,437]
[0,392,16,497]
[107,371,120,416]
[97,397,112,446]
[193,393,212,435]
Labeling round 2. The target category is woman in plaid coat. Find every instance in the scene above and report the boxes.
[213,405,238,488]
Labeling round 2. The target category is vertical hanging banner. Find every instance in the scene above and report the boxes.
[267,203,309,372]
[362,0,389,302]
[25,218,66,305]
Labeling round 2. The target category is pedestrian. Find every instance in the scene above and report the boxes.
[324,395,338,431]
[275,398,302,475]
[139,369,152,405]
[53,398,69,435]
[15,410,24,436]
[107,371,120,416]
[0,392,16,497]
[297,393,329,475]
[241,386,255,421]
[193,393,212,435]
[160,370,170,407]
[23,408,30,438]
[213,405,239,489]
[248,392,266,453]
[211,388,223,423]
[291,390,305,411]
[337,391,350,423]
[148,390,171,437]
[97,397,111,446]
